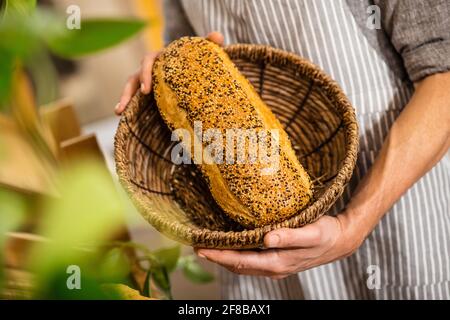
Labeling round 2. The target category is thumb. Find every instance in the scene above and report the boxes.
[264,226,322,249]
[206,31,225,46]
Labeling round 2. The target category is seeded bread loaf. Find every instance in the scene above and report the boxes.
[153,37,312,228]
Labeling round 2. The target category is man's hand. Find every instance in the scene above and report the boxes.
[196,213,362,279]
[115,32,224,115]
[197,71,450,279]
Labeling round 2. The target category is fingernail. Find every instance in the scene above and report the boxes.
[197,250,206,259]
[267,234,280,247]
[140,83,145,92]
[114,103,121,111]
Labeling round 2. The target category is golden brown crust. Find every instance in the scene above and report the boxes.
[153,37,312,228]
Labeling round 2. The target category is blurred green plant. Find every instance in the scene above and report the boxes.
[0,189,27,288]
[0,1,214,300]
[0,0,146,108]
[114,242,214,299]
[28,160,125,299]
[1,159,214,300]
[178,255,215,284]
[0,0,148,175]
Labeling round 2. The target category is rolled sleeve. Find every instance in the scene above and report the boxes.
[376,0,450,82]
[402,39,450,82]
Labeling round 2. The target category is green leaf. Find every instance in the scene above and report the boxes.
[0,0,7,20]
[102,284,145,300]
[0,188,27,287]
[5,0,36,16]
[0,7,63,109]
[0,48,14,110]
[29,160,125,293]
[0,188,27,237]
[0,9,64,59]
[182,258,214,284]
[43,266,109,300]
[38,160,123,248]
[142,269,152,298]
[153,245,181,273]
[150,265,172,299]
[23,46,59,106]
[45,19,146,58]
[99,247,130,283]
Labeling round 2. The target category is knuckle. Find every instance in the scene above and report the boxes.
[310,227,322,242]
[229,267,244,275]
[283,237,295,247]
[275,230,291,246]
[232,260,247,273]
[279,228,306,247]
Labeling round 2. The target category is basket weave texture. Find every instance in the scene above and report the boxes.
[114,44,359,249]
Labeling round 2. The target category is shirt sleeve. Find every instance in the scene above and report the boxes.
[163,0,196,45]
[375,0,450,82]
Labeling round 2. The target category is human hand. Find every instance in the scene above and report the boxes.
[115,31,224,115]
[196,213,364,279]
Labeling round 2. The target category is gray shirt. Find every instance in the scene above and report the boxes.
[164,0,450,83]
[160,0,450,300]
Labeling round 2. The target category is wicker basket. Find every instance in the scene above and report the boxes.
[114,44,359,249]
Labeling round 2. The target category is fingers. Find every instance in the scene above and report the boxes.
[116,72,140,115]
[196,249,285,276]
[206,31,224,46]
[264,226,323,249]
[116,51,160,116]
[139,51,160,94]
[116,34,222,116]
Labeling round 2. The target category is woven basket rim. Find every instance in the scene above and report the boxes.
[114,43,359,249]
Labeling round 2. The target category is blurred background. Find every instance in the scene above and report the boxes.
[0,0,220,300]
[56,0,162,124]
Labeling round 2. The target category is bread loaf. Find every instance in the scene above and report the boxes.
[153,37,312,228]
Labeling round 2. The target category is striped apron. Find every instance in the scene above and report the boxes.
[180,0,450,299]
